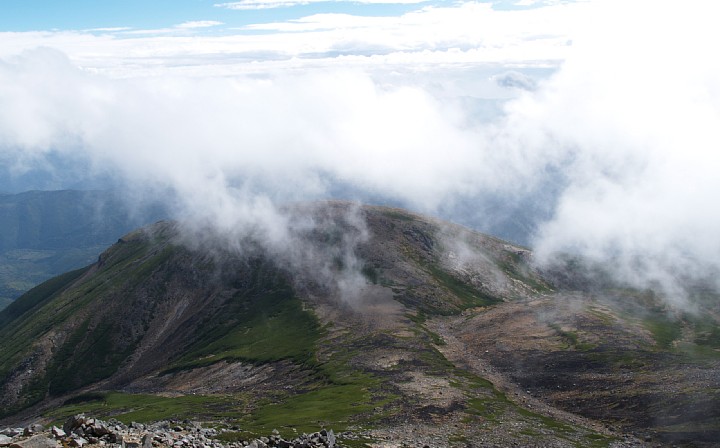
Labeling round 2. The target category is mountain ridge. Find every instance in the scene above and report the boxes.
[1,202,718,447]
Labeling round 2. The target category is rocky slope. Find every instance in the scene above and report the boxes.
[0,202,718,447]
[1,414,339,448]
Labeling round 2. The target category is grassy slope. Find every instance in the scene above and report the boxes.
[40,292,380,438]
[163,262,321,372]
[1,222,380,435]
[0,236,158,415]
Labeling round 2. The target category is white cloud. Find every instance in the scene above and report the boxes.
[513,0,572,6]
[0,50,483,205]
[175,20,224,29]
[216,0,309,9]
[216,0,428,10]
[1,0,718,305]
[0,2,579,78]
[511,0,720,300]
[85,27,132,32]
[113,20,225,36]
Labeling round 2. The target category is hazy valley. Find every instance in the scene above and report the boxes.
[0,190,166,310]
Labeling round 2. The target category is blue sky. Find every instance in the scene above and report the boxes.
[0,0,549,33]
[1,0,223,31]
[0,0,447,32]
[0,0,578,80]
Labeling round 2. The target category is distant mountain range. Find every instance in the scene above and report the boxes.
[1,203,718,446]
[0,190,166,309]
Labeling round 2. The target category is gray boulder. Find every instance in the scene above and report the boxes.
[1,430,22,438]
[63,415,85,435]
[22,425,44,437]
[68,436,88,448]
[9,435,57,448]
[122,435,142,448]
[141,433,153,448]
[92,423,110,437]
[50,427,65,439]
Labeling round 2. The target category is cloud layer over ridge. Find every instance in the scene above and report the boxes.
[1,0,719,303]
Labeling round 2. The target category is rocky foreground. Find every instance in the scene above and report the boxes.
[0,415,338,448]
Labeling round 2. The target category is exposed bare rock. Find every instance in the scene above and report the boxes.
[49,428,64,440]
[7,435,57,448]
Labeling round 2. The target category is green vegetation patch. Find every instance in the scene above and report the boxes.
[360,265,379,285]
[45,353,389,438]
[46,359,387,440]
[425,264,502,312]
[47,316,139,396]
[408,312,445,346]
[46,392,240,425]
[694,325,720,348]
[0,238,189,417]
[497,252,552,294]
[549,324,596,351]
[247,382,373,435]
[643,315,683,350]
[691,316,720,349]
[166,276,322,371]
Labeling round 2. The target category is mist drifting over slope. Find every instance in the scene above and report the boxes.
[1,0,718,304]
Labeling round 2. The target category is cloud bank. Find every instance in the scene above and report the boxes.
[1,0,719,305]
[0,2,575,78]
[176,21,225,29]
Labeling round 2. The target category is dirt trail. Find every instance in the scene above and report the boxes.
[428,316,636,441]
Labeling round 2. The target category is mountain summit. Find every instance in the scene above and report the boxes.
[1,203,718,447]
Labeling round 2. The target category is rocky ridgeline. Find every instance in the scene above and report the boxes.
[0,415,337,448]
